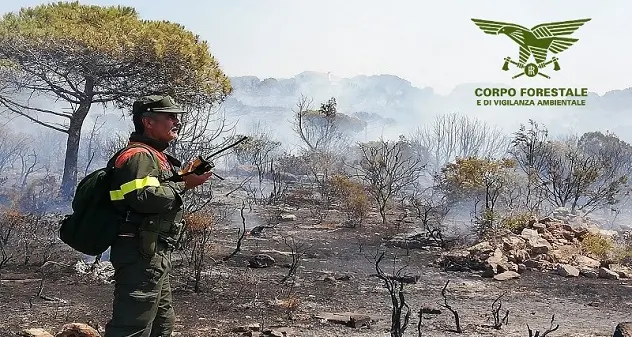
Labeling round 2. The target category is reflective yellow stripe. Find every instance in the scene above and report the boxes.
[109,176,161,201]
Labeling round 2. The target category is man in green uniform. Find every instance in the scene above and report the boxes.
[104,95,212,337]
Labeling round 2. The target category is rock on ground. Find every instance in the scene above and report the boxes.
[20,323,101,337]
[494,271,520,281]
[56,323,101,337]
[435,208,632,281]
[557,264,580,277]
[20,328,53,337]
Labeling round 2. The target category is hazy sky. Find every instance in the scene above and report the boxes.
[0,1,628,95]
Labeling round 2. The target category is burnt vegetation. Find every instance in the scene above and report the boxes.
[1,91,631,335]
[0,3,631,337]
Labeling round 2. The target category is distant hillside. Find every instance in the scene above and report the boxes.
[4,71,632,145]
[223,71,632,143]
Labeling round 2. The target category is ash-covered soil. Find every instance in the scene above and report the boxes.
[0,205,630,336]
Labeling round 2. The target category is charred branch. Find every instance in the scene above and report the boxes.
[491,292,509,329]
[441,280,462,333]
[223,202,247,262]
[374,251,412,337]
[527,315,559,337]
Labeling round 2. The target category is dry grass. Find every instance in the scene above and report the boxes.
[329,174,371,226]
[499,212,534,234]
[581,233,614,260]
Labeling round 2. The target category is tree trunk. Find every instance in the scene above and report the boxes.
[59,100,93,200]
[59,78,95,200]
[380,202,387,225]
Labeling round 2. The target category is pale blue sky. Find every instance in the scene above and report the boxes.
[0,1,627,95]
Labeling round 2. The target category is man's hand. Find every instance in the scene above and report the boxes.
[180,160,213,189]
[182,171,212,189]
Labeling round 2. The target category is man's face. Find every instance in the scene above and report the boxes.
[143,112,181,142]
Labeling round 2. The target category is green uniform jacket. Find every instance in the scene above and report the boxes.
[109,133,187,253]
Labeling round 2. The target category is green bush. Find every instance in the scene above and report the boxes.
[581,233,613,260]
[500,212,533,234]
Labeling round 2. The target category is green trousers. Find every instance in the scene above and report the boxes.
[104,237,174,337]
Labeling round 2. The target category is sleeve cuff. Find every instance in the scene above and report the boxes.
[171,181,187,194]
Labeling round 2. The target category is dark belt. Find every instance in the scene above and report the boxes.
[116,231,174,252]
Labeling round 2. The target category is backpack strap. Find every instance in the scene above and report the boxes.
[108,144,165,233]
[106,147,130,169]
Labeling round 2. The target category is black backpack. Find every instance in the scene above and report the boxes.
[59,145,157,256]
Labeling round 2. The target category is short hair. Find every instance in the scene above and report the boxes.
[132,111,159,133]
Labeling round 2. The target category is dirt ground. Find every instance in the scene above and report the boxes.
[1,184,631,337]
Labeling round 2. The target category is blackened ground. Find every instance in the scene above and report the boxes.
[0,208,630,337]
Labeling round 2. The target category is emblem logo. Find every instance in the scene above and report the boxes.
[471,18,591,79]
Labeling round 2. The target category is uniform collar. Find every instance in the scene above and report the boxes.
[127,132,183,168]
[129,132,170,152]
